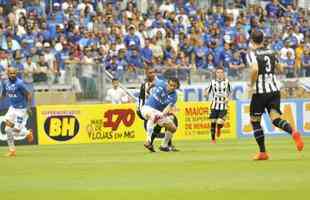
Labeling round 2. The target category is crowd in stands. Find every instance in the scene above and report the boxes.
[0,0,309,98]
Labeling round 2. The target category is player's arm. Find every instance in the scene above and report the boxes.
[204,82,212,99]
[138,82,146,108]
[163,93,178,115]
[226,81,232,102]
[0,81,5,100]
[249,63,258,89]
[246,51,258,89]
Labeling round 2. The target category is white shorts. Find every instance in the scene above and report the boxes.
[141,105,173,127]
[4,106,28,130]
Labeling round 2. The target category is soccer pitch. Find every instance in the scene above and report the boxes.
[1,138,309,200]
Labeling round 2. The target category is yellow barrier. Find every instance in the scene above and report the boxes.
[36,102,237,145]
[175,101,237,140]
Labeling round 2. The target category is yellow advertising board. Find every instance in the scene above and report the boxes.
[36,102,237,145]
[175,101,237,140]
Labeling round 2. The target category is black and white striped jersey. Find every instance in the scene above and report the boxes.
[247,48,281,94]
[207,79,231,110]
[138,78,157,110]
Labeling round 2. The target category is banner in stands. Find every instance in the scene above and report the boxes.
[36,102,237,145]
[237,99,310,137]
[0,107,38,146]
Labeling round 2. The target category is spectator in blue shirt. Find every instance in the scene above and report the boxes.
[193,39,208,70]
[126,47,144,69]
[266,0,280,17]
[218,42,233,72]
[141,39,153,64]
[124,25,141,48]
[184,0,197,16]
[282,51,296,78]
[206,53,216,71]
[11,50,25,78]
[229,51,245,79]
[53,3,65,24]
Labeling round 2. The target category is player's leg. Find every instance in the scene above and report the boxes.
[12,110,33,143]
[209,110,217,143]
[141,106,164,152]
[250,94,269,160]
[141,106,157,142]
[4,120,16,157]
[4,107,17,156]
[150,125,162,145]
[158,116,177,151]
[144,119,156,152]
[168,114,179,151]
[216,110,227,138]
[268,92,304,151]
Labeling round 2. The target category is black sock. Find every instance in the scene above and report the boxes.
[150,133,156,145]
[168,139,172,146]
[272,118,293,134]
[211,122,216,140]
[251,121,266,152]
[150,126,162,144]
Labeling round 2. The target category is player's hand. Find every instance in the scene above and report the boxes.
[224,97,229,104]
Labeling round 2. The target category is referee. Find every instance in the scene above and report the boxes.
[247,30,304,160]
[205,67,231,144]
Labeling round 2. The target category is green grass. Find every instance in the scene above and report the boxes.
[0,137,309,200]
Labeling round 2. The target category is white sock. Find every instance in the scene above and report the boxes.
[146,120,155,142]
[21,127,30,137]
[162,131,172,148]
[5,127,15,150]
[13,127,30,137]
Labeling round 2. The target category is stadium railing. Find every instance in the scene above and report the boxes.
[29,62,310,105]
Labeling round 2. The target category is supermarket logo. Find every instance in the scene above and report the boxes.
[44,115,80,141]
[103,109,135,130]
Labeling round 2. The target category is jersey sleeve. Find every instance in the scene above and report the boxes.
[0,81,5,97]
[227,81,232,95]
[168,92,177,106]
[138,82,146,102]
[207,81,213,94]
[246,51,258,66]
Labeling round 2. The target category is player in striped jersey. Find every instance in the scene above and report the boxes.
[247,30,304,160]
[205,67,231,144]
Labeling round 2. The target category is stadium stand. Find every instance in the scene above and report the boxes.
[0,0,309,104]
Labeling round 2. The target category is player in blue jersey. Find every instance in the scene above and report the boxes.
[1,68,34,157]
[141,77,179,152]
[137,68,178,152]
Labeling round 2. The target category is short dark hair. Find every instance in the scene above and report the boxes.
[112,78,119,82]
[168,77,180,89]
[251,30,264,44]
[215,66,225,71]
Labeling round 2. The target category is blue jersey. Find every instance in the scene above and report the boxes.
[2,78,30,109]
[145,80,177,112]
